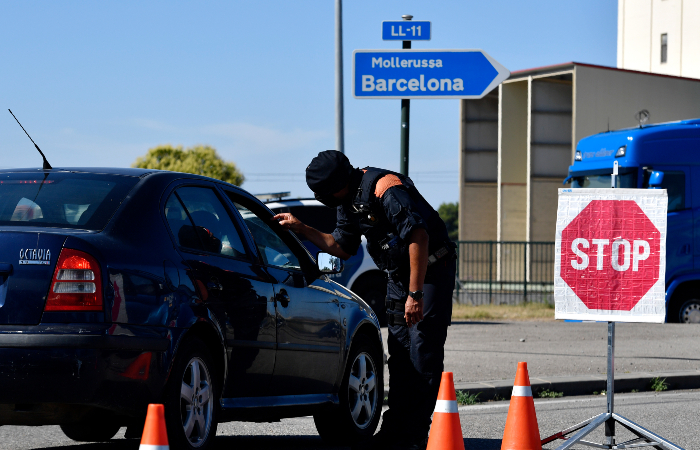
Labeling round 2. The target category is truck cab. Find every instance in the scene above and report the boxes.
[567,118,700,323]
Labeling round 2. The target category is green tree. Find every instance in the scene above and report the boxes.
[132,145,244,186]
[438,202,459,241]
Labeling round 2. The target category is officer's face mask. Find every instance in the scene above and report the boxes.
[314,192,344,208]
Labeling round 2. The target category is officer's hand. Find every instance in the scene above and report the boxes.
[272,213,304,233]
[405,296,424,327]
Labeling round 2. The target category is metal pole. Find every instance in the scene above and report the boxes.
[335,0,345,154]
[400,14,412,175]
[605,321,616,446]
[523,242,528,303]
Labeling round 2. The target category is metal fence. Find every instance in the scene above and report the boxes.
[455,241,555,305]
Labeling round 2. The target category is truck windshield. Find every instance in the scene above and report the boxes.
[0,172,138,230]
[572,172,637,189]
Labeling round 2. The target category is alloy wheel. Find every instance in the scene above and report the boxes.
[180,357,213,447]
[347,352,378,429]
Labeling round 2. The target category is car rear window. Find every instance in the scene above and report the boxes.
[0,172,139,230]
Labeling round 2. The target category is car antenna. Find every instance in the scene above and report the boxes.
[8,109,52,170]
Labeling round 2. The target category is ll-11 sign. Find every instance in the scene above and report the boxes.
[382,21,431,40]
[353,49,509,99]
[554,188,668,323]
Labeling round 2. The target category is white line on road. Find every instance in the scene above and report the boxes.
[458,390,700,412]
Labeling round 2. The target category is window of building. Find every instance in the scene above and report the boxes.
[661,34,668,64]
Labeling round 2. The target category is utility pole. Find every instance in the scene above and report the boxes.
[335,0,345,153]
[400,14,412,175]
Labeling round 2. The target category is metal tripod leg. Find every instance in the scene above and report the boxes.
[554,413,610,450]
[541,415,602,445]
[543,321,685,450]
[613,414,686,450]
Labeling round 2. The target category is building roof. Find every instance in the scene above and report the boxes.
[508,62,700,83]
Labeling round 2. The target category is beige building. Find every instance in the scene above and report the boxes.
[458,62,700,245]
[618,0,700,78]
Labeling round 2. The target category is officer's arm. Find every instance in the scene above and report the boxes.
[405,228,429,326]
[272,213,351,260]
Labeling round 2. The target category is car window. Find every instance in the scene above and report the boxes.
[232,202,302,271]
[165,187,248,259]
[0,172,138,230]
[643,170,686,212]
[288,205,337,234]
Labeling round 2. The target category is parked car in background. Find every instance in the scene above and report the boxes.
[0,168,384,449]
[263,196,388,325]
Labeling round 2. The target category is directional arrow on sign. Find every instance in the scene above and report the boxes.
[353,49,510,99]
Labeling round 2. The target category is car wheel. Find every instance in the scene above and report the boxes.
[354,272,388,326]
[164,338,219,450]
[60,420,121,442]
[679,298,700,323]
[314,334,383,445]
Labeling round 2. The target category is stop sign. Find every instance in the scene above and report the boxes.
[560,200,661,311]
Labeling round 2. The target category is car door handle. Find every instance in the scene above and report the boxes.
[276,289,290,307]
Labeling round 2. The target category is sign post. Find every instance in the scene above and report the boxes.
[544,187,684,450]
[396,15,413,176]
[355,16,509,176]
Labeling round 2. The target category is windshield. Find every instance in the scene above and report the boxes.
[0,172,138,230]
[572,172,637,189]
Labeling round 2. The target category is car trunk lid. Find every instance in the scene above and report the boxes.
[0,231,67,324]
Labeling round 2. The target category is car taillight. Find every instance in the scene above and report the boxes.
[45,248,103,311]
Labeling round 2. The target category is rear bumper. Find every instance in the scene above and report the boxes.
[0,326,170,424]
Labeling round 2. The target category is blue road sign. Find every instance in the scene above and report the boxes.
[382,21,431,41]
[353,49,510,99]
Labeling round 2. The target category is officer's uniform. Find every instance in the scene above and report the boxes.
[330,167,456,446]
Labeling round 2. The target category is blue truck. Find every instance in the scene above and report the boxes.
[567,118,700,323]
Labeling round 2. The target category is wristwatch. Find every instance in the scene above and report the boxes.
[409,290,424,301]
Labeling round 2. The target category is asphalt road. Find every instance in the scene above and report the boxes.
[3,390,698,449]
[3,321,699,449]
[381,321,700,384]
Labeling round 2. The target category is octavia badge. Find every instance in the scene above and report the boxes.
[19,249,51,265]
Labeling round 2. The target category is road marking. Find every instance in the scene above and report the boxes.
[457,390,700,412]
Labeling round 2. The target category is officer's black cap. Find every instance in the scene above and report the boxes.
[306,150,353,195]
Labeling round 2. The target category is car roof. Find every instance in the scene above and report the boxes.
[265,198,323,209]
[0,167,161,177]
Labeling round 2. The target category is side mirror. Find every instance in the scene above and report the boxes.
[648,171,664,188]
[317,252,344,274]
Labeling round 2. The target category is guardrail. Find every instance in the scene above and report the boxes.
[455,241,555,305]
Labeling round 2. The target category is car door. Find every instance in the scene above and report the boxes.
[644,167,693,281]
[223,190,342,397]
[164,184,277,398]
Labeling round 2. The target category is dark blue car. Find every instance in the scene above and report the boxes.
[0,168,383,449]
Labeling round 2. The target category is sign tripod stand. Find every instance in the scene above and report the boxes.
[544,162,684,450]
[541,322,683,450]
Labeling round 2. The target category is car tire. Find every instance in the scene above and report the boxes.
[313,333,383,445]
[164,337,219,450]
[678,298,700,323]
[353,272,388,326]
[60,420,121,442]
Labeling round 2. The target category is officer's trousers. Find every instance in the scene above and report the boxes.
[381,257,456,443]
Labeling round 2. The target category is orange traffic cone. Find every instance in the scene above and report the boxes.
[501,362,541,450]
[140,404,169,450]
[426,372,465,450]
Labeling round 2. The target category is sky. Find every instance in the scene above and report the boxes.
[0,1,618,207]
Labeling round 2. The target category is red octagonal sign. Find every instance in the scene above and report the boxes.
[560,200,661,311]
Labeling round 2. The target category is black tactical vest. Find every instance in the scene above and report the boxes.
[350,167,450,273]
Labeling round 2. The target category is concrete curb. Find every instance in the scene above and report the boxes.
[382,370,700,403]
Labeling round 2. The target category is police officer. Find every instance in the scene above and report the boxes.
[273,151,456,450]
